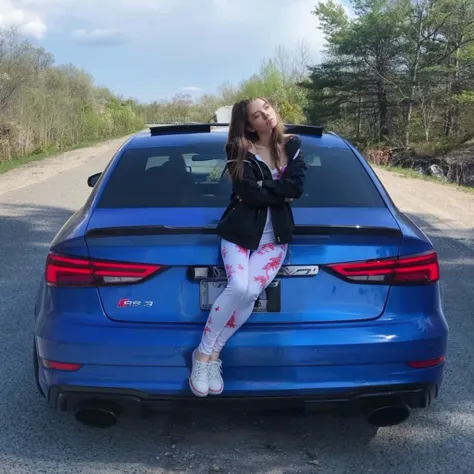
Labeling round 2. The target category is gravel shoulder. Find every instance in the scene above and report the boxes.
[0,137,129,197]
[374,167,474,249]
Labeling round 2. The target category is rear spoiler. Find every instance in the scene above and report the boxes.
[85,225,402,238]
[149,123,324,137]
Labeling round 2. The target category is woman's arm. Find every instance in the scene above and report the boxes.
[260,146,307,199]
[226,145,286,207]
[232,162,286,207]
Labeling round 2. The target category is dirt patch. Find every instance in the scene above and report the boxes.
[0,137,128,197]
[375,166,474,248]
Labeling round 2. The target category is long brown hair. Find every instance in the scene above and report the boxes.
[226,98,285,180]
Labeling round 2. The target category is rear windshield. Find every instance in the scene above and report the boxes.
[97,140,385,208]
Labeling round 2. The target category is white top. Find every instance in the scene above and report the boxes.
[255,155,284,246]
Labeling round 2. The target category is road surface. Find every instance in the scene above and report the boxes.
[1,138,473,474]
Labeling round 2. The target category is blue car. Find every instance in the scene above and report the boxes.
[34,123,448,429]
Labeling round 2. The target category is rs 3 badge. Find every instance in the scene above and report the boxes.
[117,299,154,307]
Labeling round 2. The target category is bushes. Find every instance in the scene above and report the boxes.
[0,27,145,163]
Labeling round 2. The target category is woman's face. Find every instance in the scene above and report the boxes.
[247,99,278,134]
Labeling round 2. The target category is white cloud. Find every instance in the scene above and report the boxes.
[72,28,125,45]
[9,0,168,22]
[0,0,47,38]
[4,0,335,53]
[211,0,232,15]
[182,86,205,93]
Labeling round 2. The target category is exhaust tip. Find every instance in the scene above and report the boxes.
[74,399,123,429]
[363,401,410,428]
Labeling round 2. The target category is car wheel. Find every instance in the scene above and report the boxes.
[33,339,46,398]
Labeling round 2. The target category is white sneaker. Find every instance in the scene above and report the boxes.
[208,359,224,395]
[189,350,209,397]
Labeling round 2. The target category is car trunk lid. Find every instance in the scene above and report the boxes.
[84,207,402,324]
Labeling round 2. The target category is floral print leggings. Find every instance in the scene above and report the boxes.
[198,239,288,356]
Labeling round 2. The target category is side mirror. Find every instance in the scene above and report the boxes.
[87,172,102,188]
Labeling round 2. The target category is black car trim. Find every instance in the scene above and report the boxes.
[85,225,403,239]
[48,383,437,412]
[149,123,324,137]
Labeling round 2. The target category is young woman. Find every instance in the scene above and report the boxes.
[189,98,307,397]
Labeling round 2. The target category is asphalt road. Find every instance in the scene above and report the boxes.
[1,140,473,474]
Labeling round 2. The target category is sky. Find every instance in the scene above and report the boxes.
[0,0,347,103]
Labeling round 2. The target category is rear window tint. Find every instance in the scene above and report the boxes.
[97,141,385,208]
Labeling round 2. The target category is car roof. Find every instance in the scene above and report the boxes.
[126,125,349,150]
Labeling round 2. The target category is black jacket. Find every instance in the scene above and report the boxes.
[216,136,307,250]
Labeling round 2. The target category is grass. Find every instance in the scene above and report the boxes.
[0,147,77,175]
[375,164,474,194]
[0,132,137,175]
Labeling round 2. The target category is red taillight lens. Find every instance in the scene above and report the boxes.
[328,251,439,285]
[43,360,83,371]
[407,356,445,369]
[45,253,164,287]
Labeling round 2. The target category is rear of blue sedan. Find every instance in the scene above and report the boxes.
[34,124,448,428]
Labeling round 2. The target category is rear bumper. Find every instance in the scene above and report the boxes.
[48,382,438,415]
[36,327,448,406]
[35,300,448,404]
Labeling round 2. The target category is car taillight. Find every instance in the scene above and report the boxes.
[328,251,439,285]
[45,253,165,287]
[43,360,83,371]
[407,356,445,369]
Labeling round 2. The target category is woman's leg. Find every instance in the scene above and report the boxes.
[197,239,252,357]
[190,239,251,396]
[212,243,288,354]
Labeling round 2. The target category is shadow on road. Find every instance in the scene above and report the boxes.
[0,203,74,326]
[0,205,473,473]
[408,212,474,249]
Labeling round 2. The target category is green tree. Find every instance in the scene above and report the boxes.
[303,0,474,149]
[0,26,145,163]
[310,0,409,142]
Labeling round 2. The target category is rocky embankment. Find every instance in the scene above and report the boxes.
[366,145,474,187]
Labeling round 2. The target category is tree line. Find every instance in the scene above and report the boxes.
[143,0,474,159]
[142,40,314,126]
[3,0,474,175]
[0,23,314,165]
[0,27,144,163]
[306,0,474,154]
